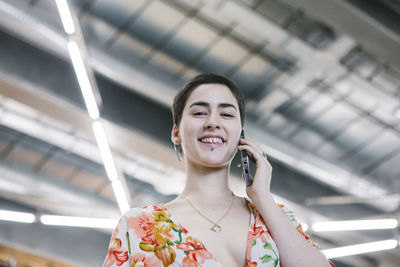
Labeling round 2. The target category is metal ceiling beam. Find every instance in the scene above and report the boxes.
[0,161,118,218]
[162,0,296,72]
[283,0,400,68]
[0,0,176,108]
[0,72,186,195]
[305,194,400,206]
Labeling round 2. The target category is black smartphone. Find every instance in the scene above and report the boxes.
[240,130,252,186]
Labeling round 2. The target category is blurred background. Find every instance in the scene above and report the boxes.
[0,0,399,266]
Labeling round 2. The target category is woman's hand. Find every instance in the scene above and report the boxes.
[237,138,273,199]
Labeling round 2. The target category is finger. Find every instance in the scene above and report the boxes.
[239,138,257,146]
[239,138,262,154]
[239,139,268,160]
[239,146,271,168]
[238,142,264,159]
[238,144,264,164]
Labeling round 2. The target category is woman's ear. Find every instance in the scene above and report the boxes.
[171,124,181,144]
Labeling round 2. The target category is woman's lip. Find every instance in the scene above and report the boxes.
[198,140,225,147]
[198,136,225,142]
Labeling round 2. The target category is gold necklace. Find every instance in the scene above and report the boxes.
[180,193,235,232]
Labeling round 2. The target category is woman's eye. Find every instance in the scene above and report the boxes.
[193,112,207,116]
[222,113,234,118]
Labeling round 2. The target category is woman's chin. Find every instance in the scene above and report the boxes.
[186,152,234,168]
[197,158,230,168]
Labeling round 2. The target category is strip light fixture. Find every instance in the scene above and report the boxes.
[322,239,398,259]
[40,215,118,229]
[57,0,130,212]
[67,41,99,120]
[312,219,398,231]
[55,0,75,34]
[111,180,131,213]
[0,209,35,223]
[92,121,119,182]
[55,0,131,213]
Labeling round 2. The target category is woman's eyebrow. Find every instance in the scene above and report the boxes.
[189,101,237,110]
[219,103,237,110]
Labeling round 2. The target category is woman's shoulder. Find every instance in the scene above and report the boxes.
[121,203,167,218]
[244,197,288,213]
[245,197,297,223]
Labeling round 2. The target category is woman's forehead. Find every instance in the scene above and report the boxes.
[185,84,238,107]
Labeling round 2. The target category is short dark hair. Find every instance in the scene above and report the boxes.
[172,73,245,127]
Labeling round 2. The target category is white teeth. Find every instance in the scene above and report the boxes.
[200,137,223,144]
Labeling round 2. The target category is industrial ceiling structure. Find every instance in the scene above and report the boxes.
[0,0,399,266]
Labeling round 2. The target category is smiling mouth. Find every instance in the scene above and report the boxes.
[198,137,225,144]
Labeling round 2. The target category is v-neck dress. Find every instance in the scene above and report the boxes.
[104,198,324,267]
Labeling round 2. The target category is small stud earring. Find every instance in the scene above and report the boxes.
[174,143,182,162]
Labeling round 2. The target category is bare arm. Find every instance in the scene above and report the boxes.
[238,138,332,267]
[250,192,331,267]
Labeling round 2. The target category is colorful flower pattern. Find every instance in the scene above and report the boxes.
[104,199,332,267]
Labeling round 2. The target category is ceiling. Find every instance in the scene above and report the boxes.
[0,0,399,266]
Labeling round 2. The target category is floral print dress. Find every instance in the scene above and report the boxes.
[104,198,331,267]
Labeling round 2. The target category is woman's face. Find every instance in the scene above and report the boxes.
[172,83,242,168]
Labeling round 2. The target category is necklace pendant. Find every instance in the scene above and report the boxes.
[210,223,222,232]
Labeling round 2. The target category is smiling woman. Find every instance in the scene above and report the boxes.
[172,83,242,169]
[103,74,334,267]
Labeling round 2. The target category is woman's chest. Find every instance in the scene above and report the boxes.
[178,211,251,266]
[201,232,248,267]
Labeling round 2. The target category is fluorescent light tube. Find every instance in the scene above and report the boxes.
[92,121,118,181]
[322,239,398,259]
[301,223,308,232]
[67,41,99,120]
[312,219,398,231]
[40,215,118,229]
[55,0,75,34]
[112,180,130,213]
[0,209,35,223]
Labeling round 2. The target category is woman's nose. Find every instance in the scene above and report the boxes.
[204,115,221,129]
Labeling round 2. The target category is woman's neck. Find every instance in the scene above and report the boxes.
[180,162,234,207]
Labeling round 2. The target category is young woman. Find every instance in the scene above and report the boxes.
[104,74,334,267]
